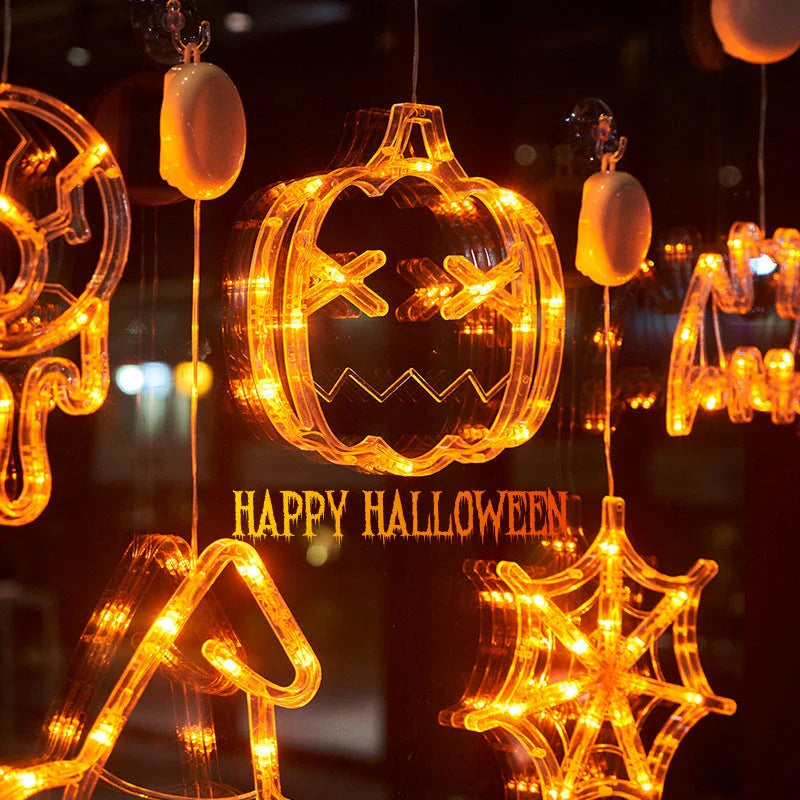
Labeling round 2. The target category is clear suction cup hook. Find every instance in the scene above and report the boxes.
[567,97,623,170]
[129,0,207,65]
[574,97,649,287]
[164,0,211,62]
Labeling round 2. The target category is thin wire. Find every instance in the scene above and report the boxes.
[567,289,578,494]
[758,64,767,234]
[2,0,11,84]
[151,208,160,366]
[190,199,201,561]
[712,296,727,369]
[99,769,256,800]
[566,289,578,494]
[135,208,147,514]
[602,286,615,497]
[790,318,800,356]
[411,0,419,103]
[136,208,161,525]
[698,306,707,368]
[554,361,565,487]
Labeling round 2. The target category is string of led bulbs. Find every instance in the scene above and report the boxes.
[0,7,320,800]
[442,114,736,800]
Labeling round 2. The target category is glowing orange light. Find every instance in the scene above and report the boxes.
[668,222,800,434]
[0,536,320,800]
[224,103,564,476]
[441,496,735,800]
[0,85,129,525]
[174,361,213,397]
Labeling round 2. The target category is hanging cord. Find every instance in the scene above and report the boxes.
[712,296,727,369]
[596,127,624,499]
[790,318,800,356]
[754,68,798,365]
[190,200,201,560]
[151,209,160,367]
[143,208,160,527]
[554,358,565,487]
[2,0,10,83]
[698,304,707,368]
[602,286,615,497]
[135,209,148,517]
[150,208,160,485]
[140,209,161,526]
[758,64,767,234]
[566,289,578,494]
[163,0,207,561]
[411,0,419,103]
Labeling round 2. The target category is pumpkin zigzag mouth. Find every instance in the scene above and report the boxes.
[315,367,509,404]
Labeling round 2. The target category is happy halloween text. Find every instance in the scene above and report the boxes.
[232,489,567,542]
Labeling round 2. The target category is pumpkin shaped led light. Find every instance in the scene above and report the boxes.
[224,103,564,476]
[0,85,129,525]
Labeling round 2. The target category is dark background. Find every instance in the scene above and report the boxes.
[1,1,798,798]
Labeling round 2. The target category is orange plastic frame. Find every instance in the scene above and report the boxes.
[0,536,320,800]
[441,496,735,800]
[0,84,129,525]
[225,103,564,476]
[668,221,800,434]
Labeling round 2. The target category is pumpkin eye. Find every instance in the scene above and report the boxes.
[395,258,458,322]
[440,248,524,325]
[395,249,524,325]
[306,247,388,318]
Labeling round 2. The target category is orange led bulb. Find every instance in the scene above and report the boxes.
[225,103,564,476]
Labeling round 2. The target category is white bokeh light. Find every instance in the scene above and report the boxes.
[224,12,254,33]
[115,365,144,396]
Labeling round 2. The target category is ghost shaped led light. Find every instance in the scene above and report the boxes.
[224,103,565,476]
[158,0,246,200]
[159,61,246,200]
[0,84,129,526]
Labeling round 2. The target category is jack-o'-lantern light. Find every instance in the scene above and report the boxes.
[0,84,129,525]
[225,102,565,476]
[667,221,800,435]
